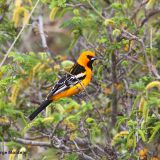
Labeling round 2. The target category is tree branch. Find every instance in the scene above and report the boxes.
[140,8,160,27]
[13,137,51,147]
[131,0,149,20]
[38,15,48,51]
[107,26,118,125]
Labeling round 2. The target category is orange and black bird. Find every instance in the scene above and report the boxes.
[29,51,97,121]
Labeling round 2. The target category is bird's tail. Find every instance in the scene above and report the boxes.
[29,99,52,121]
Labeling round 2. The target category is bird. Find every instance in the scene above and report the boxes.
[29,51,97,121]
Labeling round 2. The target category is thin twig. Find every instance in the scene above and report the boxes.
[13,137,51,147]
[140,8,160,27]
[87,0,105,20]
[73,140,96,160]
[121,29,152,74]
[24,135,48,140]
[66,3,89,8]
[0,0,40,68]
[111,49,118,124]
[131,0,149,20]
[107,26,118,125]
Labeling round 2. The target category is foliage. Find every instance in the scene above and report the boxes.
[0,0,160,159]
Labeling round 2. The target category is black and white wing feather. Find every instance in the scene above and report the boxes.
[47,63,86,100]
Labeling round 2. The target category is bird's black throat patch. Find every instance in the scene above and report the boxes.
[87,60,94,70]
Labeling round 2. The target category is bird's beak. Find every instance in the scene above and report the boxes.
[91,56,97,61]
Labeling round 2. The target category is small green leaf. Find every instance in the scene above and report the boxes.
[111,3,123,10]
[148,123,160,143]
[138,129,146,142]
[86,117,95,123]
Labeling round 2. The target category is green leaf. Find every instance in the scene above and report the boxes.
[7,141,23,149]
[129,81,145,91]
[66,115,80,123]
[86,117,95,123]
[53,112,63,122]
[138,129,146,142]
[148,123,160,143]
[127,120,137,128]
[116,116,127,128]
[57,0,66,7]
[111,2,123,10]
[22,118,43,135]
[65,153,78,160]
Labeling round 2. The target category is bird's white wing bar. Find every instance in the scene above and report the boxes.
[74,72,86,79]
[47,72,86,99]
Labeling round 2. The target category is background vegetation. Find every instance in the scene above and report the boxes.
[0,0,160,159]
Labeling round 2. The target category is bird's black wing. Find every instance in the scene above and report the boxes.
[47,63,86,100]
[70,62,86,75]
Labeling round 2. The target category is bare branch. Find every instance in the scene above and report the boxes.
[38,15,48,51]
[131,0,149,20]
[107,26,118,125]
[13,137,51,147]
[87,0,105,20]
[121,29,152,74]
[140,8,160,27]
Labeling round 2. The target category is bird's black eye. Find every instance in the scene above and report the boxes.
[87,55,93,60]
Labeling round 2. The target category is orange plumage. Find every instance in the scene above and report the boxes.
[29,51,96,120]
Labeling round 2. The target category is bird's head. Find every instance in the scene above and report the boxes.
[77,51,97,69]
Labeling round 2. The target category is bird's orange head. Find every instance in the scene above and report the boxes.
[77,51,96,69]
